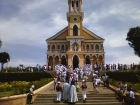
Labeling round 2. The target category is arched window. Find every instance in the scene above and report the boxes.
[95,44,99,52]
[73,25,78,36]
[86,44,90,52]
[52,45,55,52]
[61,45,65,53]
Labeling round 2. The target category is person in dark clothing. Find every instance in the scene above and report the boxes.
[56,81,62,102]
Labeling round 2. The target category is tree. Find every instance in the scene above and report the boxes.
[0,52,10,71]
[126,26,140,57]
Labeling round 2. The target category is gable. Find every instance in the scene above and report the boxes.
[82,27,104,40]
[46,26,68,41]
[54,30,68,40]
[83,30,96,40]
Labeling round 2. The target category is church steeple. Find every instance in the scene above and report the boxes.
[67,0,84,36]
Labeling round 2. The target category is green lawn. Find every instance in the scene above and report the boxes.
[0,91,13,98]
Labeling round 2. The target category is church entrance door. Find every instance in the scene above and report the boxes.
[61,58,67,66]
[73,55,79,70]
[86,57,91,64]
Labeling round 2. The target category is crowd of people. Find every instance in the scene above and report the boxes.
[102,63,137,71]
[53,63,106,103]
[53,64,93,103]
[116,81,135,105]
[15,62,137,73]
[53,63,135,105]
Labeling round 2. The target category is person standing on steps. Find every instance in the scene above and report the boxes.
[129,88,135,105]
[93,76,99,93]
[116,81,122,99]
[68,80,78,103]
[62,80,70,102]
[102,73,108,87]
[121,81,127,102]
[122,81,127,95]
[56,81,62,102]
[81,80,87,103]
[28,85,35,104]
[53,77,57,90]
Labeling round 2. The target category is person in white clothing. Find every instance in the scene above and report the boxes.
[80,70,83,79]
[81,80,87,103]
[93,76,99,93]
[96,77,101,87]
[62,81,70,102]
[68,81,78,103]
[129,88,135,105]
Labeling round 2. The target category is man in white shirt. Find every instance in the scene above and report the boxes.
[129,88,135,105]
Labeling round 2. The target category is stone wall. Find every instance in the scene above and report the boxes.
[0,81,53,105]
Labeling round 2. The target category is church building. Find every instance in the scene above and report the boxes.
[46,0,105,70]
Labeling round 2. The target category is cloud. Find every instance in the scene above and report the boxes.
[105,46,140,64]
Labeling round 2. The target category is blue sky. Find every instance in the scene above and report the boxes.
[0,0,140,68]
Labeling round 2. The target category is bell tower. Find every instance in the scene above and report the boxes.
[67,0,84,36]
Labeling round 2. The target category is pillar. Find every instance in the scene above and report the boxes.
[69,0,72,12]
[74,0,76,12]
[79,0,82,12]
[53,58,55,71]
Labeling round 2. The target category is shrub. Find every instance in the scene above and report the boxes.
[0,82,12,92]
[11,81,29,95]
[0,78,53,95]
[106,71,140,83]
[0,72,53,82]
[109,79,140,92]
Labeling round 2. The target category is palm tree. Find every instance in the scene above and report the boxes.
[0,52,10,71]
[0,39,2,48]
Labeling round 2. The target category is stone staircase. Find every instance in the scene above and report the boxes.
[29,71,122,105]
[32,93,121,105]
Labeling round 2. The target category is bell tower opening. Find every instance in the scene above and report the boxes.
[68,0,82,12]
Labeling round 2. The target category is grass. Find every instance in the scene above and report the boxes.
[0,91,13,98]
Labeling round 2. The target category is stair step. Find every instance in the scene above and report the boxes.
[34,99,118,103]
[35,97,117,102]
[36,96,116,99]
[37,94,116,97]
[30,101,121,105]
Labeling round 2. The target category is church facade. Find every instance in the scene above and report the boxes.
[46,0,105,70]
